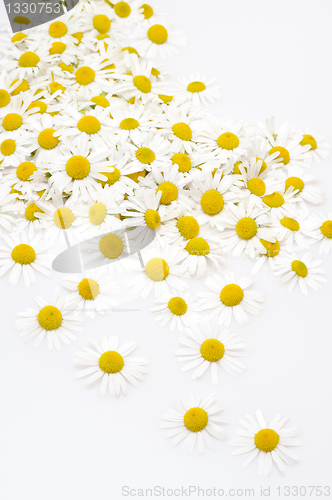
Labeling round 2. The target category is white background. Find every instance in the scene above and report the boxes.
[0,0,332,499]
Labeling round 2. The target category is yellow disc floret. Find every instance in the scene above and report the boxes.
[167,297,187,316]
[99,350,124,373]
[16,161,37,181]
[172,153,191,173]
[147,24,168,44]
[187,81,206,93]
[200,338,225,362]
[140,3,153,18]
[217,132,239,150]
[2,113,23,131]
[269,146,290,165]
[10,79,29,95]
[11,243,36,265]
[291,259,308,278]
[184,407,208,432]
[53,207,75,228]
[176,216,199,239]
[220,284,244,307]
[156,182,178,204]
[48,82,65,94]
[280,217,299,232]
[144,209,161,230]
[172,122,192,141]
[263,192,284,208]
[200,190,224,215]
[133,75,152,93]
[18,51,40,67]
[98,167,121,187]
[300,134,317,150]
[254,429,279,453]
[185,237,210,256]
[145,257,169,281]
[320,220,332,239]
[0,89,10,108]
[27,100,47,114]
[38,305,63,330]
[93,14,111,33]
[11,32,27,42]
[66,156,91,180]
[247,178,266,197]
[1,139,16,156]
[38,128,59,150]
[91,96,110,108]
[25,203,44,221]
[260,239,280,257]
[49,21,68,38]
[236,217,257,240]
[78,278,100,300]
[114,1,131,18]
[285,176,304,193]
[120,118,139,130]
[89,203,107,225]
[135,147,155,164]
[49,42,66,55]
[99,234,124,259]
[75,67,95,85]
[77,116,101,135]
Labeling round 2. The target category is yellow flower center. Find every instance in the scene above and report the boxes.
[256,157,268,173]
[75,67,95,86]
[27,100,47,114]
[10,79,29,95]
[37,305,63,330]
[156,182,178,205]
[263,192,285,208]
[167,297,187,316]
[91,96,110,108]
[93,14,111,33]
[158,94,173,104]
[144,209,161,229]
[49,42,66,55]
[269,146,290,165]
[99,351,124,373]
[217,132,239,150]
[77,116,101,135]
[320,220,332,239]
[53,207,75,228]
[176,216,199,239]
[247,177,266,197]
[99,234,124,259]
[236,217,257,240]
[135,147,155,164]
[72,32,83,45]
[25,203,44,221]
[200,190,224,215]
[11,32,27,42]
[66,156,91,180]
[49,21,67,38]
[300,134,317,150]
[185,237,210,256]
[280,217,299,232]
[126,169,147,182]
[133,75,152,93]
[145,258,169,281]
[2,113,23,131]
[89,202,107,225]
[233,161,243,174]
[1,139,16,156]
[187,81,206,93]
[255,429,279,453]
[260,238,280,257]
[98,167,121,186]
[172,122,192,141]
[114,1,131,18]
[184,407,208,432]
[0,89,10,108]
[78,278,100,300]
[38,128,60,150]
[11,243,36,264]
[147,24,168,44]
[16,161,37,181]
[172,153,191,173]
[120,118,139,130]
[200,338,225,362]
[140,3,153,18]
[285,176,304,193]
[18,51,40,67]
[121,46,139,54]
[59,63,74,73]
[291,260,308,278]
[48,82,65,94]
[220,284,244,307]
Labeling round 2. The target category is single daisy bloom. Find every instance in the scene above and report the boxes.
[173,74,221,106]
[274,166,324,206]
[265,123,311,168]
[272,252,326,295]
[276,213,310,251]
[298,128,330,163]
[0,72,27,110]
[302,213,332,254]
[74,335,148,398]
[0,94,40,137]
[2,161,47,202]
[115,55,162,103]
[110,0,144,24]
[198,272,265,326]
[2,46,51,79]
[251,238,283,276]
[0,134,35,167]
[228,409,302,476]
[110,103,155,144]
[150,292,201,331]
[0,232,52,286]
[127,131,172,173]
[237,157,280,199]
[26,112,62,163]
[176,319,247,384]
[62,269,119,318]
[136,19,186,58]
[160,393,228,454]
[261,187,299,220]
[15,289,83,350]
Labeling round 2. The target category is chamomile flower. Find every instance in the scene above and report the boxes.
[251,238,283,276]
[74,335,149,398]
[159,208,201,244]
[62,269,119,317]
[127,131,172,173]
[0,73,25,110]
[0,135,35,166]
[265,123,311,168]
[2,161,47,201]
[136,19,186,58]
[228,409,302,477]
[176,319,247,384]
[139,1,166,21]
[276,212,310,251]
[79,1,114,37]
[2,46,50,79]
[261,187,299,220]
[115,55,162,102]
[302,213,332,254]
[128,244,188,298]
[160,393,228,454]
[298,128,330,162]
[0,232,52,286]
[174,74,221,106]
[15,288,83,349]
[110,0,144,24]
[14,198,47,238]
[0,95,39,137]
[237,157,279,199]
[198,272,265,326]
[26,112,62,163]
[274,166,324,206]
[110,103,155,143]
[150,292,201,331]
[35,190,78,243]
[272,252,326,295]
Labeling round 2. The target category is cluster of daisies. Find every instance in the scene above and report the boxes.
[0,0,330,476]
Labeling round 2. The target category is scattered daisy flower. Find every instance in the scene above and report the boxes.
[150,292,201,331]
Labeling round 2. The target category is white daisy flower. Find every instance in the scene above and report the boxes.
[265,123,311,168]
[261,187,299,220]
[251,238,283,276]
[228,409,302,477]
[272,252,326,295]
[0,231,52,286]
[298,128,330,162]
[302,213,332,254]
[275,212,311,252]
[0,72,26,110]
[136,19,186,58]
[15,288,83,350]
[26,112,62,163]
[109,102,156,143]
[150,292,201,331]
[79,1,114,37]
[160,393,228,454]
[0,94,40,136]
[127,131,172,173]
[159,208,201,244]
[62,269,119,318]
[115,55,163,102]
[176,319,247,384]
[138,1,166,21]
[110,0,144,24]
[274,166,324,206]
[2,46,51,79]
[198,272,265,326]
[74,335,148,398]
[0,134,35,167]
[2,161,47,201]
[173,74,221,106]
[237,157,280,199]
[13,198,48,238]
